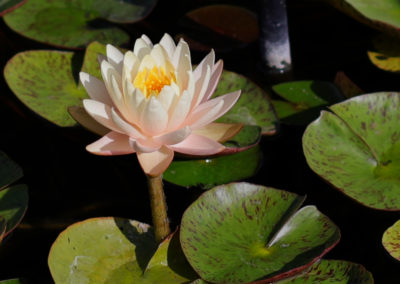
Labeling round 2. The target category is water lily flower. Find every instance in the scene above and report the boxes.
[80,33,241,176]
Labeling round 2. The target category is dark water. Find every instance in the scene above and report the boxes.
[0,0,399,283]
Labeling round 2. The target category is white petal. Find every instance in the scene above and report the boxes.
[157,85,178,113]
[159,33,176,59]
[138,54,156,72]
[150,44,168,68]
[172,39,191,90]
[202,59,223,103]
[124,87,145,123]
[193,49,215,83]
[106,44,124,74]
[155,126,191,145]
[129,138,161,153]
[111,108,145,139]
[140,96,168,135]
[134,38,151,59]
[86,131,134,156]
[192,65,211,109]
[167,90,192,131]
[141,34,153,47]
[137,146,174,176]
[122,51,140,84]
[79,72,113,106]
[83,99,121,133]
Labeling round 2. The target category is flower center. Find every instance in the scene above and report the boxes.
[133,66,176,98]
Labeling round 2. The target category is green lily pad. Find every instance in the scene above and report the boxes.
[303,92,400,210]
[0,151,23,190]
[276,260,373,283]
[0,0,26,16]
[2,0,155,48]
[4,50,88,127]
[0,279,24,284]
[222,125,261,153]
[180,182,340,283]
[48,217,196,284]
[271,80,344,125]
[164,146,262,189]
[324,0,400,36]
[0,184,28,237]
[213,70,278,135]
[382,220,400,261]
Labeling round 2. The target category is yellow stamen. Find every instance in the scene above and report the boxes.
[133,66,176,98]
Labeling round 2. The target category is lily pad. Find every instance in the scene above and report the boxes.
[164,146,262,189]
[324,0,400,36]
[382,220,400,261]
[271,80,344,125]
[303,92,400,210]
[0,279,24,284]
[2,0,157,48]
[0,185,28,237]
[0,0,26,16]
[180,182,340,283]
[48,217,197,284]
[213,70,278,135]
[276,260,373,283]
[0,218,6,243]
[0,151,23,190]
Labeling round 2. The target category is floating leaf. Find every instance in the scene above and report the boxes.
[303,92,400,210]
[4,50,87,127]
[272,80,344,125]
[180,183,340,283]
[368,51,400,72]
[276,260,373,283]
[0,218,6,243]
[164,146,262,189]
[367,35,400,72]
[0,279,24,284]
[48,217,196,284]
[0,0,26,16]
[324,0,400,36]
[0,185,28,237]
[0,151,23,190]
[382,220,400,261]
[213,70,278,135]
[333,71,363,98]
[222,125,261,153]
[2,0,157,48]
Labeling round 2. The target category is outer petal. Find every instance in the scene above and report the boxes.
[141,34,153,48]
[188,90,241,129]
[79,72,113,106]
[83,99,121,133]
[154,126,191,145]
[106,44,124,74]
[169,134,224,155]
[140,96,168,135]
[110,108,145,139]
[167,90,192,131]
[192,64,211,110]
[193,123,243,143]
[172,39,191,90]
[86,131,135,155]
[202,59,223,103]
[137,146,174,176]
[129,138,161,153]
[122,51,140,87]
[159,33,176,58]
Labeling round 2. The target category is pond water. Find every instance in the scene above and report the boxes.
[0,0,399,283]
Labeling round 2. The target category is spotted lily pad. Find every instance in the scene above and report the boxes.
[2,0,158,48]
[48,217,197,284]
[382,220,400,261]
[276,260,373,283]
[271,80,344,125]
[164,146,262,189]
[0,0,26,16]
[180,182,340,283]
[213,70,278,135]
[324,0,400,36]
[303,92,400,210]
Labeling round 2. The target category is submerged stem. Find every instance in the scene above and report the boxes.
[147,174,170,243]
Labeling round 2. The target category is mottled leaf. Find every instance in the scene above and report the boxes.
[276,259,373,283]
[164,146,262,189]
[48,217,196,284]
[0,151,23,190]
[0,0,26,16]
[303,92,400,210]
[3,0,136,48]
[180,183,340,283]
[214,70,278,135]
[272,80,344,125]
[382,220,400,261]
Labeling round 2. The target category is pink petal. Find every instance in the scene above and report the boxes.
[202,60,224,103]
[83,99,121,133]
[79,72,113,106]
[172,39,191,90]
[169,134,224,155]
[86,131,135,155]
[193,123,242,143]
[129,138,161,153]
[193,49,215,83]
[192,64,211,110]
[137,146,174,176]
[155,126,191,145]
[167,90,192,131]
[188,90,241,129]
[110,108,145,139]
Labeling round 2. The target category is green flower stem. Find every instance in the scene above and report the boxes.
[147,174,170,243]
